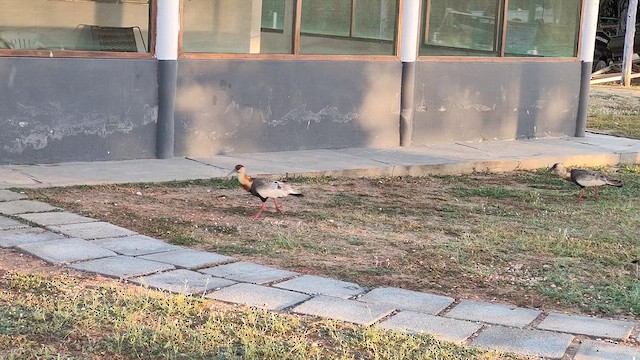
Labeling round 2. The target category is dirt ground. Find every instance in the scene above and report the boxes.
[6,84,640,321]
[10,176,514,303]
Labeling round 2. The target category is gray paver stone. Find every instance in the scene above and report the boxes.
[0,190,28,202]
[274,275,365,299]
[0,227,65,248]
[291,295,395,326]
[92,235,181,256]
[200,261,297,284]
[358,287,454,314]
[132,269,236,295]
[17,238,116,264]
[206,283,310,311]
[0,216,28,230]
[574,339,640,360]
[0,200,59,215]
[471,325,574,359]
[71,256,175,279]
[537,313,634,340]
[19,211,97,226]
[139,248,234,269]
[48,222,136,240]
[379,310,482,343]
[445,300,541,328]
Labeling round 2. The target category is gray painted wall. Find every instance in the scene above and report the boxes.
[0,58,158,164]
[411,61,581,145]
[175,60,402,156]
[0,57,581,165]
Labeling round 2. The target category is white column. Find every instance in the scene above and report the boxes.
[579,0,600,62]
[249,0,263,54]
[400,0,420,62]
[399,0,420,146]
[622,0,638,86]
[156,0,181,60]
[156,0,180,158]
[575,0,600,138]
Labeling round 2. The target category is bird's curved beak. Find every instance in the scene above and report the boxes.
[225,168,236,179]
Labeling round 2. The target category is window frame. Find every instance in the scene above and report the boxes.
[179,0,403,61]
[417,0,586,63]
[0,0,157,59]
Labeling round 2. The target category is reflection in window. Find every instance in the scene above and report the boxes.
[300,0,398,55]
[354,0,397,41]
[505,0,580,57]
[421,0,581,57]
[0,0,150,52]
[301,0,351,37]
[262,0,286,31]
[183,0,293,54]
[422,0,500,56]
[183,0,398,56]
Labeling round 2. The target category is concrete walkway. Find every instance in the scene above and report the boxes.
[1,134,640,359]
[1,133,640,189]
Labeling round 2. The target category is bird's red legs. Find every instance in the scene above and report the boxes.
[252,202,267,220]
[577,188,585,202]
[594,185,599,201]
[273,198,283,213]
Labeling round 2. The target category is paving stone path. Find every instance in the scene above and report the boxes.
[1,189,639,359]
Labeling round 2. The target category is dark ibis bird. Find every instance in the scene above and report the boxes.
[550,163,622,202]
[227,164,303,219]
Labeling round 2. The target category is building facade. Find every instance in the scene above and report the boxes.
[0,0,592,164]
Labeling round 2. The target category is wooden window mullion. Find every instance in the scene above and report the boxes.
[293,0,302,55]
[350,0,357,37]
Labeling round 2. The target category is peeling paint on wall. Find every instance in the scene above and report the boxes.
[175,60,401,156]
[1,104,157,154]
[412,61,581,145]
[0,58,158,164]
[271,105,359,127]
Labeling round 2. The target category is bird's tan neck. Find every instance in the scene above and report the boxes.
[559,169,571,181]
[237,168,253,192]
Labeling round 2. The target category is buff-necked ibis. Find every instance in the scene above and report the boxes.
[227,164,303,219]
[550,163,622,202]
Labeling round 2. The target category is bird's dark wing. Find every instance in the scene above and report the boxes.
[571,169,610,187]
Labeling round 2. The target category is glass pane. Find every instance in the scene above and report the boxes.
[421,0,500,56]
[183,0,293,54]
[300,0,398,55]
[505,0,581,57]
[354,0,398,41]
[262,0,286,30]
[301,0,351,37]
[0,0,150,52]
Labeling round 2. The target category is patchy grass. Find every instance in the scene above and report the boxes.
[0,270,514,359]
[588,85,640,139]
[24,165,640,319]
[587,114,640,139]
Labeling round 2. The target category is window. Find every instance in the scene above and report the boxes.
[183,0,293,54]
[300,0,398,55]
[0,0,151,54]
[505,0,580,57]
[421,0,581,57]
[262,0,287,31]
[182,0,399,56]
[423,0,501,56]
